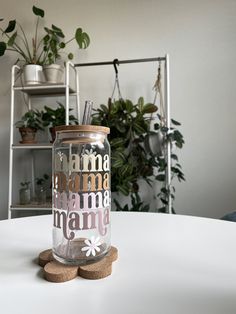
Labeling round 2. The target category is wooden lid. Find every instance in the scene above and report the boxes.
[55,125,110,134]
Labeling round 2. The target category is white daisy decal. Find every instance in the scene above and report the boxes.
[84,148,97,156]
[81,236,102,257]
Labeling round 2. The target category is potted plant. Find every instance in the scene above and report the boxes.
[92,97,185,213]
[42,24,90,83]
[15,109,44,144]
[19,181,31,205]
[0,6,90,84]
[42,102,78,142]
[35,174,49,204]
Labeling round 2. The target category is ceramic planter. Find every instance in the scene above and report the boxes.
[43,64,64,83]
[23,64,44,85]
[144,131,165,156]
[36,186,47,204]
[19,127,37,144]
[19,187,31,205]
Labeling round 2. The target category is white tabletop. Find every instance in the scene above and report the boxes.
[0,212,236,314]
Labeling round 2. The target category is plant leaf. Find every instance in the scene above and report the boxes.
[68,53,73,60]
[117,184,130,196]
[0,42,6,56]
[75,28,90,49]
[120,164,131,177]
[138,97,144,111]
[4,20,16,33]
[171,118,181,126]
[112,158,124,168]
[52,24,65,38]
[158,206,167,213]
[8,31,17,46]
[125,99,134,113]
[142,103,158,114]
[110,137,125,147]
[32,6,45,18]
[156,174,165,181]
[59,42,65,48]
[100,104,108,113]
[171,153,178,161]
[133,121,146,134]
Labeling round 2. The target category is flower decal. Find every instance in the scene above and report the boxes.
[84,148,97,156]
[81,236,102,257]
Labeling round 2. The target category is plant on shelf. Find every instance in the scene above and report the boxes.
[41,102,78,142]
[35,174,49,205]
[15,109,44,144]
[92,97,185,213]
[19,181,31,205]
[0,5,90,83]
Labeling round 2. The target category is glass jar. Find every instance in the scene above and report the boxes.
[52,125,111,265]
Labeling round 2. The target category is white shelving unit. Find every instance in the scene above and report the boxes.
[8,62,79,219]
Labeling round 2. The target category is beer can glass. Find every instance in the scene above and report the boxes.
[52,125,111,265]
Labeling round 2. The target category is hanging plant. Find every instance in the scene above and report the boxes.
[92,97,185,212]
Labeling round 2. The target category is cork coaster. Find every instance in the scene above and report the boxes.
[44,261,79,283]
[38,249,53,267]
[79,247,118,280]
[38,246,118,282]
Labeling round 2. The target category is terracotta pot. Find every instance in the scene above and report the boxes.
[49,127,56,143]
[19,127,37,144]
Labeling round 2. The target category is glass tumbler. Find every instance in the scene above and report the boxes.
[52,125,111,265]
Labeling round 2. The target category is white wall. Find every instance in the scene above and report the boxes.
[0,0,235,219]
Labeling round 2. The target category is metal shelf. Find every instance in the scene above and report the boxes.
[11,201,52,211]
[11,206,52,211]
[13,83,76,95]
[8,62,79,219]
[12,143,53,149]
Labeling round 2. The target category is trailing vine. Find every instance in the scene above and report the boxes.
[92,97,185,212]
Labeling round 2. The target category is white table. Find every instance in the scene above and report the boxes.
[0,212,236,314]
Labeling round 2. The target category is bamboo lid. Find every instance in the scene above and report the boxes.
[55,125,110,134]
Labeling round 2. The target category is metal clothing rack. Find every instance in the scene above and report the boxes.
[75,55,172,214]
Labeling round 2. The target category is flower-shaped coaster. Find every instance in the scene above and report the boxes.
[38,246,118,282]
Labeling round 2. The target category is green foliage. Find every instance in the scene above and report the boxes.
[0,6,90,65]
[43,25,90,65]
[41,102,78,127]
[114,193,150,212]
[92,97,157,194]
[15,109,44,130]
[92,97,185,212]
[35,173,49,186]
[20,181,30,189]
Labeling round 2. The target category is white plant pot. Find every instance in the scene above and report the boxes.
[144,131,165,156]
[23,64,44,85]
[43,64,64,83]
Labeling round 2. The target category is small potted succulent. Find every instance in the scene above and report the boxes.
[19,181,31,205]
[42,102,78,142]
[35,174,49,204]
[0,6,90,84]
[15,109,44,144]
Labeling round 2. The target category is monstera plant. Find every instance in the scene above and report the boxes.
[0,6,90,83]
